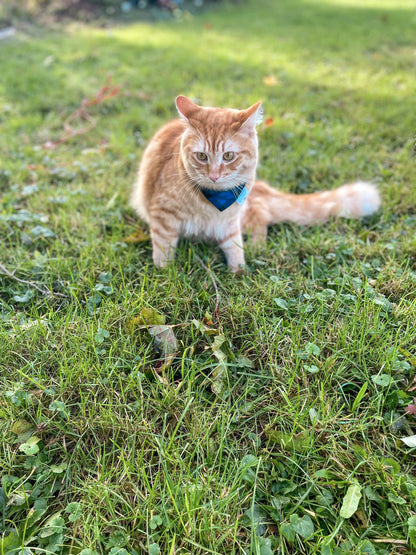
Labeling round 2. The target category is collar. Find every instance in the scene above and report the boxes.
[200,183,249,212]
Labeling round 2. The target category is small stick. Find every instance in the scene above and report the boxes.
[0,263,68,298]
[195,255,221,325]
[373,539,407,545]
[43,75,121,149]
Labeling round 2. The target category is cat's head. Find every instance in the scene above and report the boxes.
[176,95,262,191]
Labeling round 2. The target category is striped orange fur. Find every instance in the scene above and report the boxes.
[131,96,381,272]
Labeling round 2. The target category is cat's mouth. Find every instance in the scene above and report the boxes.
[202,181,229,191]
[199,177,239,191]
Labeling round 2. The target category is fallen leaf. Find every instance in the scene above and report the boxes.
[340,482,362,519]
[202,312,214,326]
[127,308,166,332]
[211,334,232,396]
[191,323,233,395]
[43,141,56,150]
[138,91,151,101]
[211,362,228,396]
[124,228,150,243]
[211,334,228,363]
[263,74,279,87]
[149,325,177,373]
[149,325,177,356]
[401,434,416,448]
[11,420,34,436]
[43,55,55,67]
[192,318,219,336]
[355,509,368,526]
[405,400,416,416]
[264,117,275,128]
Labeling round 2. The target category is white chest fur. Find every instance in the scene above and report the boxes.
[180,204,243,242]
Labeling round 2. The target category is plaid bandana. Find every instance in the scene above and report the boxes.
[200,183,249,212]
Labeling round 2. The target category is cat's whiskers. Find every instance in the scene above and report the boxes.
[171,176,201,206]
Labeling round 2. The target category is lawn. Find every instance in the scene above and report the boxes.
[1,0,416,553]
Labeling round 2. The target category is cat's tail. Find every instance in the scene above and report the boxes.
[242,180,380,241]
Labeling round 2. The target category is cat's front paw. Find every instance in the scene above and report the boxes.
[228,263,246,275]
[152,250,171,268]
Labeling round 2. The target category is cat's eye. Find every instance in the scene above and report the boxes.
[196,152,208,161]
[223,152,235,161]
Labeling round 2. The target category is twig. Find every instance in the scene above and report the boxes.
[195,255,221,325]
[373,539,407,545]
[43,75,121,149]
[0,263,68,298]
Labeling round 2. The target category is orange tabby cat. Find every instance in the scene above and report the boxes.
[131,96,380,272]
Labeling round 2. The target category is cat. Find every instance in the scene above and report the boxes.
[131,95,381,272]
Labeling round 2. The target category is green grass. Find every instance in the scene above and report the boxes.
[1,0,416,553]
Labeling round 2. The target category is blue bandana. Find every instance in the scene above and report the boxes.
[200,183,249,212]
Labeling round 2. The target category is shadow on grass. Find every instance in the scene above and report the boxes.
[0,0,414,177]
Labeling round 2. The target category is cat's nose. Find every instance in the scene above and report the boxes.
[209,173,220,182]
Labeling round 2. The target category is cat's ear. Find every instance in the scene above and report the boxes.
[239,101,263,131]
[176,95,200,121]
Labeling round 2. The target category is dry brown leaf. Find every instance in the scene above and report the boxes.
[263,75,279,87]
[138,91,151,101]
[405,399,416,416]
